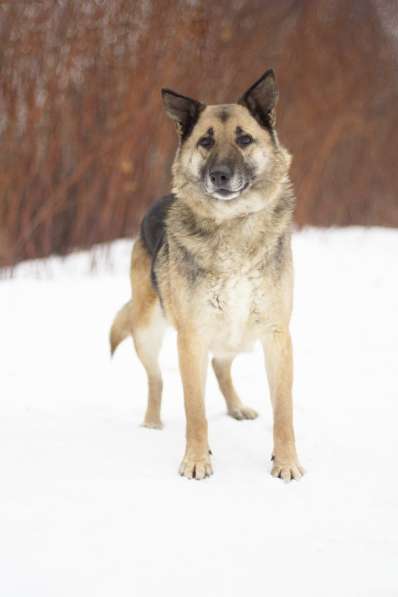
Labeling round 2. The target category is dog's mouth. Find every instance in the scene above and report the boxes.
[206,182,249,202]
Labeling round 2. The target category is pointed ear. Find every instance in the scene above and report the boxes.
[238,69,279,130]
[161,89,205,141]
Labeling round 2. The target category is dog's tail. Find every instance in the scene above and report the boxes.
[109,300,133,356]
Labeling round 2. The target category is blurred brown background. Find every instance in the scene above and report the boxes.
[1,0,397,266]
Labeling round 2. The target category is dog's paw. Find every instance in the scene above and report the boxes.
[229,405,258,420]
[179,453,213,480]
[142,419,163,430]
[271,458,304,482]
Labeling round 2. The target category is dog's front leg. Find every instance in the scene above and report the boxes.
[177,329,213,480]
[263,328,304,481]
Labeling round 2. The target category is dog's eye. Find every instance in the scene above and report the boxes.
[198,136,214,149]
[236,134,254,148]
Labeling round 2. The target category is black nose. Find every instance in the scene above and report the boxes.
[209,164,233,188]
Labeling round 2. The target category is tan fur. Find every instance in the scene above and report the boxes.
[110,240,166,429]
[110,96,303,481]
[212,357,258,420]
[110,301,132,356]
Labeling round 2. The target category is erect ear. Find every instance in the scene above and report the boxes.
[238,69,279,130]
[161,88,205,141]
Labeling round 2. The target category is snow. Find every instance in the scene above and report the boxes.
[1,227,398,597]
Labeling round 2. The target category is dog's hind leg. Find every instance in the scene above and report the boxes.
[212,357,258,420]
[110,239,167,428]
[133,299,166,429]
[130,239,167,429]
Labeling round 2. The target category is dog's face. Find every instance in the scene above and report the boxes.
[162,69,290,211]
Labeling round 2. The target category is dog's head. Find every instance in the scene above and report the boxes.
[162,69,291,215]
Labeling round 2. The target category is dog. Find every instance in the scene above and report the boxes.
[110,68,304,481]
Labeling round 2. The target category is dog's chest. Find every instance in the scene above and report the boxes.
[206,269,267,355]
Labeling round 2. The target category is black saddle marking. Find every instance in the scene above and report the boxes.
[140,194,176,296]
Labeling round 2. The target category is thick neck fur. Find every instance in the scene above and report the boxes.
[167,137,294,275]
[168,176,294,276]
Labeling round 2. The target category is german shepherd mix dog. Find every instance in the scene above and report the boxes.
[110,69,304,481]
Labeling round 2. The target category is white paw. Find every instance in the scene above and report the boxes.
[179,453,213,480]
[229,405,258,420]
[271,460,305,482]
[142,420,163,430]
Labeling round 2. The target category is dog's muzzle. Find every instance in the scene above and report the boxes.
[205,165,248,201]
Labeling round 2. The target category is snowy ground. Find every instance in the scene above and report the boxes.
[1,227,398,597]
